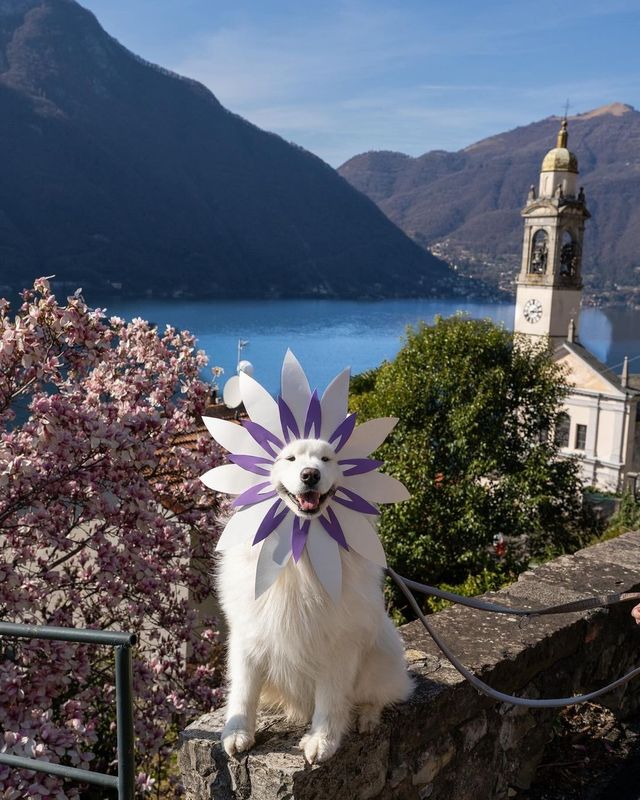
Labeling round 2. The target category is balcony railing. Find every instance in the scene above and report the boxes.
[0,622,136,799]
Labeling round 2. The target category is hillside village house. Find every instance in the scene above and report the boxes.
[513,119,640,492]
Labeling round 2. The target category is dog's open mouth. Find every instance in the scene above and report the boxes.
[281,487,334,516]
[296,490,322,513]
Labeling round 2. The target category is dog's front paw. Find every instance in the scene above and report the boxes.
[222,720,255,758]
[299,732,339,764]
[357,704,382,734]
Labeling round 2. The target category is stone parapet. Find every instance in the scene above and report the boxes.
[179,532,640,799]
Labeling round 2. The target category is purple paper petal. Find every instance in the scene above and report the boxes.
[292,517,310,562]
[242,419,284,458]
[338,458,384,477]
[332,486,380,515]
[328,413,357,452]
[232,481,277,508]
[252,500,289,545]
[278,396,300,443]
[304,389,322,439]
[319,507,349,551]
[228,453,274,476]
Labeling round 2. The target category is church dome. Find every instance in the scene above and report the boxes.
[540,119,578,173]
[541,147,578,173]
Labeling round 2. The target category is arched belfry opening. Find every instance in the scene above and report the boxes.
[560,230,580,279]
[529,230,548,274]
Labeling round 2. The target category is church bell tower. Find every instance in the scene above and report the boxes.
[513,118,590,347]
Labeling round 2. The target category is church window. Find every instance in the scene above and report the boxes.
[554,412,570,448]
[575,424,587,450]
[560,231,578,277]
[529,230,548,274]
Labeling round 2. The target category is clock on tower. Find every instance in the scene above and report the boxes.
[523,298,543,324]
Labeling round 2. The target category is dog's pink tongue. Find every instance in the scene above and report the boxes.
[297,491,320,511]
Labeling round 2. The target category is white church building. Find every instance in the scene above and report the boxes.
[513,119,640,493]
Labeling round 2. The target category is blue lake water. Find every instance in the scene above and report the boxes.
[94,297,640,395]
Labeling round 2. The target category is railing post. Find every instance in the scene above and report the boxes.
[116,645,135,800]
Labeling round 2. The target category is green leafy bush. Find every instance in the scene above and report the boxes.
[603,490,640,539]
[351,316,596,617]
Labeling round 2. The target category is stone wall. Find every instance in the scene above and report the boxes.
[179,531,640,800]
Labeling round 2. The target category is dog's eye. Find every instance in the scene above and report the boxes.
[286,456,296,462]
[321,456,331,462]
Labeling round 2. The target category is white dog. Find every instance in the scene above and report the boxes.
[216,436,413,764]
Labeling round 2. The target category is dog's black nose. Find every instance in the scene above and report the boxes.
[300,467,320,486]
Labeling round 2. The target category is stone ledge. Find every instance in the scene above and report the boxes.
[179,531,640,800]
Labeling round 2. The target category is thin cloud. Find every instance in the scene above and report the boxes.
[167,2,640,166]
[171,6,427,108]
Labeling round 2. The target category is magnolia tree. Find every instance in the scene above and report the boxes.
[0,279,223,798]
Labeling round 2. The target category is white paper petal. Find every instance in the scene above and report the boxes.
[239,371,283,439]
[306,519,342,603]
[331,504,387,567]
[340,471,410,504]
[216,501,278,551]
[202,416,267,458]
[200,464,263,495]
[338,417,399,458]
[255,522,293,598]
[320,367,350,442]
[281,350,312,433]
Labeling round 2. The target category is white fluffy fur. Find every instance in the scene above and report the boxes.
[216,438,413,763]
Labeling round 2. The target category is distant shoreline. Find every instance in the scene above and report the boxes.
[2,282,637,312]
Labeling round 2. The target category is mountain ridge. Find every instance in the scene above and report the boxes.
[338,104,640,304]
[0,0,453,299]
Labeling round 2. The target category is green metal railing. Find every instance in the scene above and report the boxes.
[0,622,137,799]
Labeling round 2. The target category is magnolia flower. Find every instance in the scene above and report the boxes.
[201,350,409,601]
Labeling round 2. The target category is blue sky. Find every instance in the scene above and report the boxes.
[81,0,640,166]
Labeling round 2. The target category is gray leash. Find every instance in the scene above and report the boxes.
[386,567,640,708]
[392,572,640,618]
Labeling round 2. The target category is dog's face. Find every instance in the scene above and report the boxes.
[270,438,341,518]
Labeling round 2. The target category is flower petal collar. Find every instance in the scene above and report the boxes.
[200,350,409,602]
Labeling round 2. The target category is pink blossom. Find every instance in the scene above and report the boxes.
[1,281,224,797]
